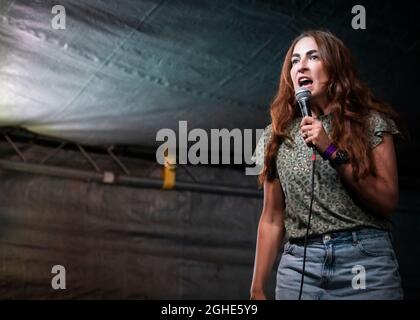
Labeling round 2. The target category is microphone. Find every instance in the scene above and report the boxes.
[295,87,315,149]
[295,86,312,117]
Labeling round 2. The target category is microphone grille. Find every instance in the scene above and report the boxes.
[295,87,311,101]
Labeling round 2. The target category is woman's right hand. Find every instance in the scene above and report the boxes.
[250,290,267,300]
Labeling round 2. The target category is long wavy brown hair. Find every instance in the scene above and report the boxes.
[260,30,403,185]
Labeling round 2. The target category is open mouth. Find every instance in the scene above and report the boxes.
[298,78,313,87]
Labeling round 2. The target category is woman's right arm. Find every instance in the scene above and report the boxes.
[250,178,286,300]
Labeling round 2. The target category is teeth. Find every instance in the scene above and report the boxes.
[299,78,312,86]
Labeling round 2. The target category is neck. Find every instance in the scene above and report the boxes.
[311,97,333,117]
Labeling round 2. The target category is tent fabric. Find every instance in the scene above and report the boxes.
[0,143,267,299]
[0,0,417,147]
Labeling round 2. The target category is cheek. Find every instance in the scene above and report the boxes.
[313,69,327,85]
[318,66,328,82]
[319,72,329,86]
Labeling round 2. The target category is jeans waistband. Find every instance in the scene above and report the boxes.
[289,227,390,245]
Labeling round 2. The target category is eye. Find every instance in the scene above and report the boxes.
[310,55,319,61]
[291,59,299,65]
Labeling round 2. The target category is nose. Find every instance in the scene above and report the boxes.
[297,58,309,73]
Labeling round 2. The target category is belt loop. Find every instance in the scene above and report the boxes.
[352,231,358,245]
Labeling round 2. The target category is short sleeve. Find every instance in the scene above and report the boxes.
[250,124,279,177]
[368,111,400,148]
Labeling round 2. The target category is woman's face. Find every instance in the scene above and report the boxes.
[290,37,329,103]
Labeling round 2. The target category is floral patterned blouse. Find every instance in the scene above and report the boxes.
[252,111,400,239]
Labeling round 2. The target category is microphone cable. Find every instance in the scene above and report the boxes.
[298,147,317,300]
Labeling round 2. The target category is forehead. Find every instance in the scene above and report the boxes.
[292,37,318,55]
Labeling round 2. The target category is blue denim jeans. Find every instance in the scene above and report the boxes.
[276,228,403,300]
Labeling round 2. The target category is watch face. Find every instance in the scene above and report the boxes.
[339,151,349,162]
[331,150,349,167]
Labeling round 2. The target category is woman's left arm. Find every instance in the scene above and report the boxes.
[334,133,399,217]
[301,116,399,217]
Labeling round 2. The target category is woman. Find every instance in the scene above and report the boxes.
[250,30,404,300]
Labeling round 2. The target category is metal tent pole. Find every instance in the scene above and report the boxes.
[0,160,262,198]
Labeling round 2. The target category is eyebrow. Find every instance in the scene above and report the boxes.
[291,49,318,59]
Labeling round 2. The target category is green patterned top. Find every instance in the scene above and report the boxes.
[252,111,400,239]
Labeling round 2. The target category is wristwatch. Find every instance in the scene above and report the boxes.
[329,150,349,168]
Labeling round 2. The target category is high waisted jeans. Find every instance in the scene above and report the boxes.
[276,228,403,300]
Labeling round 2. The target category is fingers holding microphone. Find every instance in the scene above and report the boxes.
[300,116,331,152]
